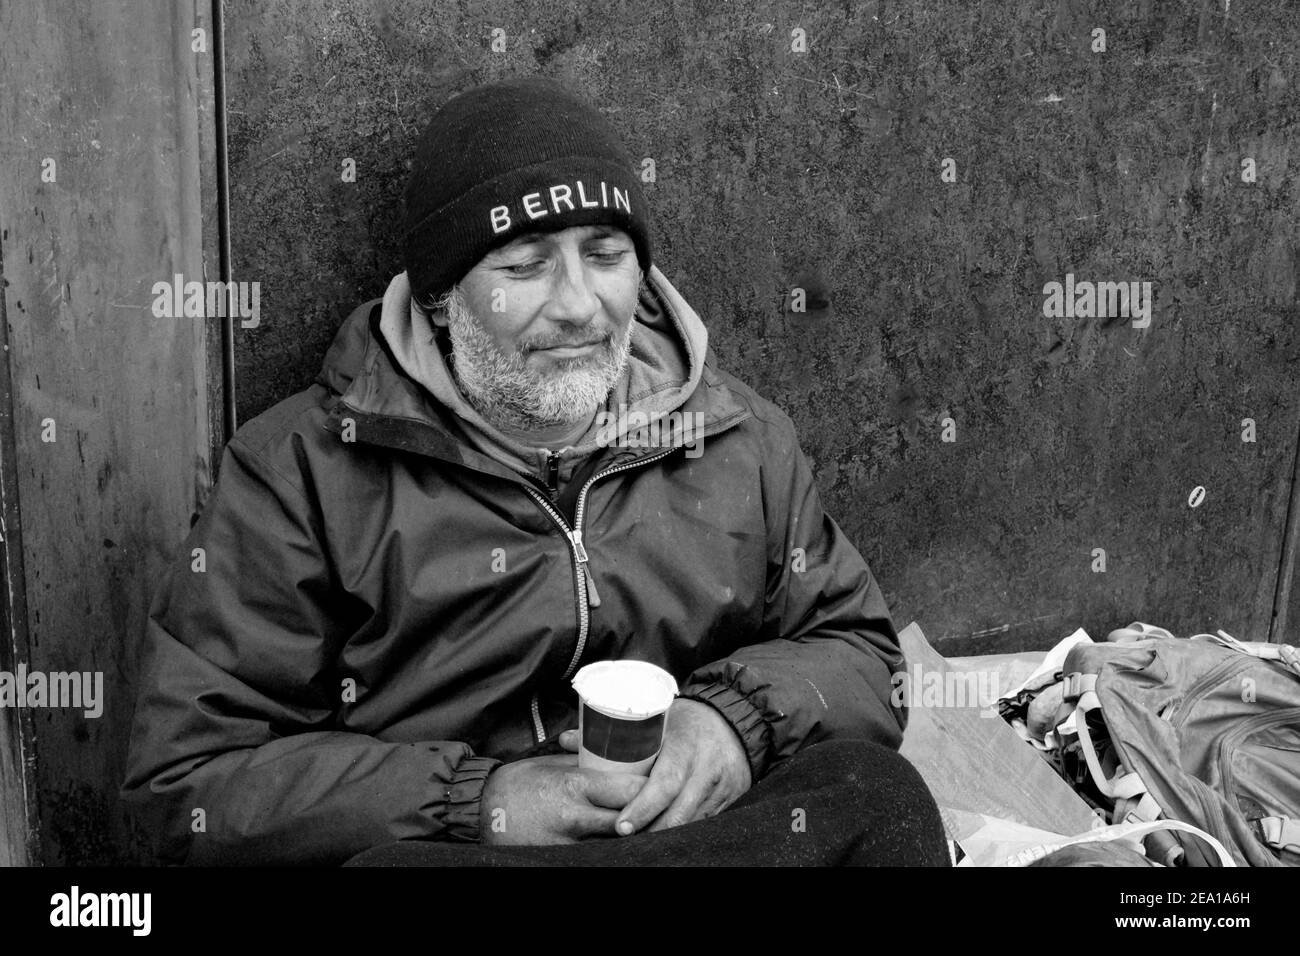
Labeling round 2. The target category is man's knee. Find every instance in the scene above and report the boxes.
[749,738,947,865]
[780,739,943,824]
[779,738,928,791]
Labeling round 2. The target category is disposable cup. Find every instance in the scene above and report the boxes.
[572,660,678,774]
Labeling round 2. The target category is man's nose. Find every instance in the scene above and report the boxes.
[544,251,599,326]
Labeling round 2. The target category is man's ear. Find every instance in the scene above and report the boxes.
[416,294,450,328]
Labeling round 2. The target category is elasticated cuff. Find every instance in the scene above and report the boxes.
[439,755,500,843]
[678,680,773,781]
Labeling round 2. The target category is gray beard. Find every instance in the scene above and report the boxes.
[442,287,636,433]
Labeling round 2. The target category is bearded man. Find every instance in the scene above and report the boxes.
[122,76,948,867]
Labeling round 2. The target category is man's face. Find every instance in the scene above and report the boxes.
[432,224,642,430]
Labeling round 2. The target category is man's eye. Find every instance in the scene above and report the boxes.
[503,261,542,275]
[591,250,628,263]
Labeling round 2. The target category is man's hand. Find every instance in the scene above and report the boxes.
[559,698,752,836]
[478,754,645,845]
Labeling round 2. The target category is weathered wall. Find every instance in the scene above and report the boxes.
[225,0,1300,658]
[0,0,220,863]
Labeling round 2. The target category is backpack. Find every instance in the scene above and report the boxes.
[1055,630,1300,867]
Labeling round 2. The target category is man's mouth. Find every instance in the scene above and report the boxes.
[532,338,606,357]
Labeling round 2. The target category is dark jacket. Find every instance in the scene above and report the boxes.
[120,266,907,865]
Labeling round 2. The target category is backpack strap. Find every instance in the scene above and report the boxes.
[1116,792,1164,823]
[1201,630,1300,678]
[1065,673,1148,801]
[1007,819,1238,868]
[1259,817,1300,854]
[1063,673,1168,825]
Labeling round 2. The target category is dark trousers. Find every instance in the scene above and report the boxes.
[343,738,950,866]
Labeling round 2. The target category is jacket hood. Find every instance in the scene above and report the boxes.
[316,265,736,487]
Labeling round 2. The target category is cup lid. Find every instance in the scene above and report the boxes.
[572,660,678,718]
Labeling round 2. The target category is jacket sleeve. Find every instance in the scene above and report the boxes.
[120,433,499,866]
[677,411,907,782]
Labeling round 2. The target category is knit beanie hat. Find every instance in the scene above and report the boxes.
[401,76,653,305]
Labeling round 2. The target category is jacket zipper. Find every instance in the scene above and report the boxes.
[545,451,560,496]
[521,446,678,742]
[332,397,752,743]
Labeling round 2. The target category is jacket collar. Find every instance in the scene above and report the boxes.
[316,266,750,482]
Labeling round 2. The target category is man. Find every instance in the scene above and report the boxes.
[121,76,948,866]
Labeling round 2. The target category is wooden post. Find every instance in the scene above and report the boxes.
[1270,437,1300,644]
[0,240,41,866]
[0,0,222,863]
